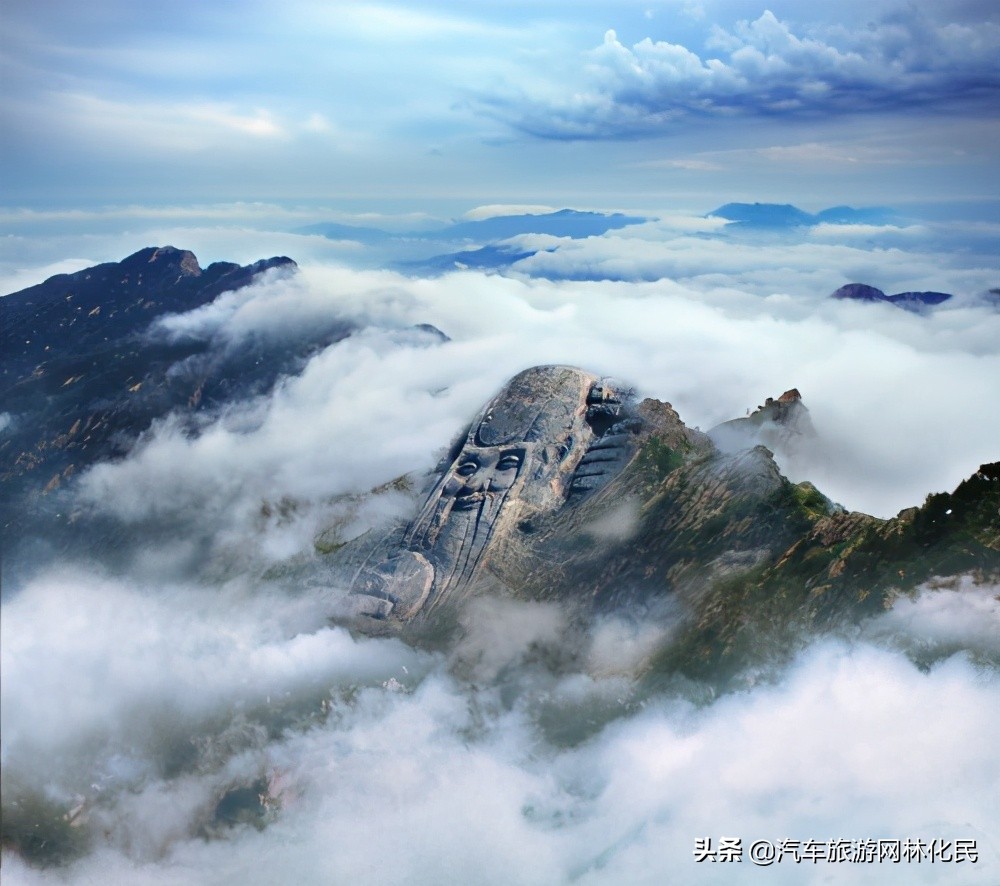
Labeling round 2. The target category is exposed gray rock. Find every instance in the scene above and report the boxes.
[339,366,650,621]
[320,365,999,683]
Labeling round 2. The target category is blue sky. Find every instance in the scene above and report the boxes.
[2,0,998,211]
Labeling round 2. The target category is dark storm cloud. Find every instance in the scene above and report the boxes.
[478,9,1000,140]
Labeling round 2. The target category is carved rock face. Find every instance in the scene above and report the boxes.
[346,365,614,620]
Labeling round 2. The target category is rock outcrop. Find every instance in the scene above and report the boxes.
[338,366,653,621]
[709,388,816,457]
[324,366,1000,681]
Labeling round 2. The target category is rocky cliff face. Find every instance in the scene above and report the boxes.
[317,368,999,683]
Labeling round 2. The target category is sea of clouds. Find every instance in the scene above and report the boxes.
[4,570,998,884]
[2,208,999,882]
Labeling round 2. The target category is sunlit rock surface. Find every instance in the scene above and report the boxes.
[339,366,637,620]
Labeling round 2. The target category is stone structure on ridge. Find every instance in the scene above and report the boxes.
[340,366,649,620]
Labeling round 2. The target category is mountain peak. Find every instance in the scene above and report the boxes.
[709,387,815,458]
[831,283,887,301]
[118,245,202,276]
[830,282,952,311]
[151,245,202,276]
[709,203,899,229]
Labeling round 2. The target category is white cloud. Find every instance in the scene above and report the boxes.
[0,568,428,803]
[4,216,1000,882]
[452,597,568,683]
[755,141,909,165]
[78,94,286,150]
[332,3,509,41]
[4,576,998,883]
[656,158,725,171]
[54,93,290,151]
[509,224,995,298]
[302,112,332,133]
[864,579,1000,663]
[0,203,352,229]
[807,222,927,239]
[586,614,672,677]
[482,10,1000,139]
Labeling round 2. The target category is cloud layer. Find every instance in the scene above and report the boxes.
[5,213,997,574]
[480,9,1000,139]
[4,574,999,884]
[4,210,1000,882]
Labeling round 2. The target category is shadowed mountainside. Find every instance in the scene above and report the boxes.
[0,247,346,581]
[2,247,305,493]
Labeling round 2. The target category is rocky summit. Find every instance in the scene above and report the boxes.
[0,248,326,577]
[323,365,1000,681]
[3,247,296,381]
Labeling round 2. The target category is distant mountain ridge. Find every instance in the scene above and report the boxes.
[830,282,953,310]
[296,208,647,245]
[300,203,910,276]
[293,209,649,275]
[431,208,646,241]
[709,202,899,228]
[401,244,540,273]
